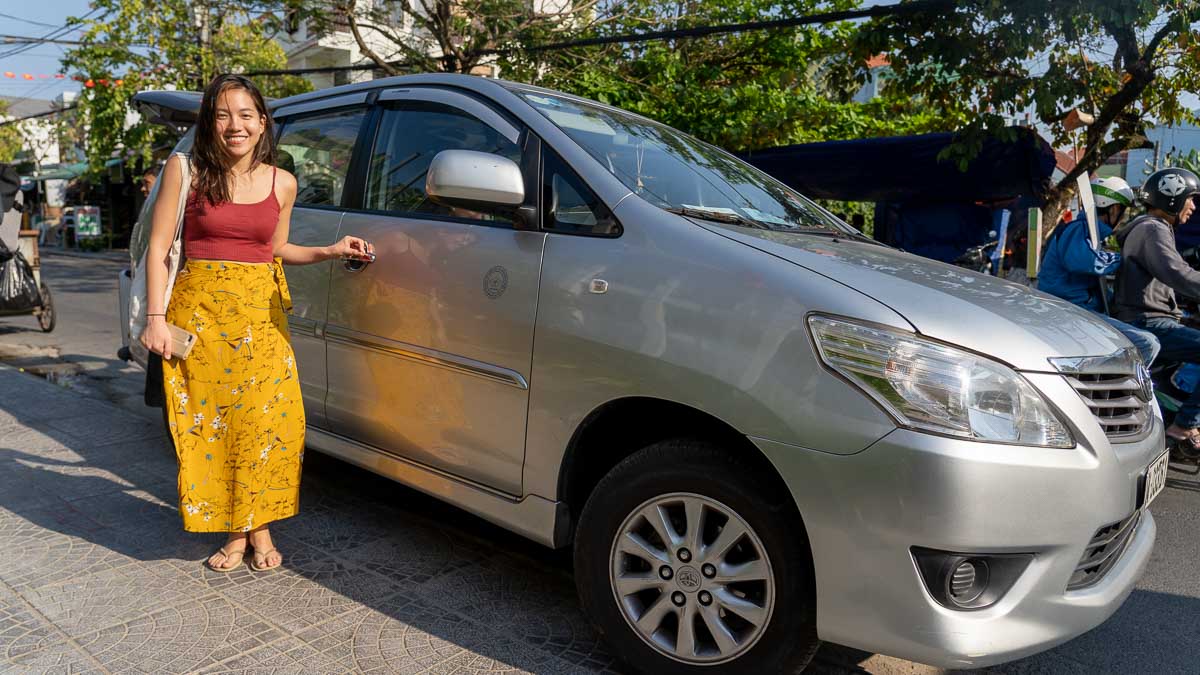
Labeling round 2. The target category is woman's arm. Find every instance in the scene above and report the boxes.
[271,169,374,265]
[140,154,185,358]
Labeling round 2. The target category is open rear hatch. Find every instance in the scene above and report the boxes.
[118,90,204,366]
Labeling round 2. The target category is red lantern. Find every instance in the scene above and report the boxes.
[85,79,95,88]
[22,74,33,80]
[3,72,14,78]
[115,79,123,86]
[97,78,108,86]
[55,74,65,79]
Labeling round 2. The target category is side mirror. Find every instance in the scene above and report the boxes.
[426,150,534,228]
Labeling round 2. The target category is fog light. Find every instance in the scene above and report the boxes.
[948,559,988,605]
[912,548,1032,611]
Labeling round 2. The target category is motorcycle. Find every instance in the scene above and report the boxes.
[1150,245,1200,470]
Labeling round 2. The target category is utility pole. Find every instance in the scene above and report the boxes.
[190,1,212,90]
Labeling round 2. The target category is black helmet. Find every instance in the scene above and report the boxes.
[1142,167,1200,215]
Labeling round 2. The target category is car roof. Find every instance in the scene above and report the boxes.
[132,73,664,136]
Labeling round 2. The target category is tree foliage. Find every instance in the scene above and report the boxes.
[60,0,312,173]
[849,0,1200,238]
[506,0,969,152]
[0,101,26,164]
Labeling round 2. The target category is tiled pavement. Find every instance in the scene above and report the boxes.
[0,365,619,674]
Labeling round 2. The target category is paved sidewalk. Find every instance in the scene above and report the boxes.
[0,365,619,674]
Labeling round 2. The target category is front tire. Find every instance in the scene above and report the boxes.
[574,440,818,674]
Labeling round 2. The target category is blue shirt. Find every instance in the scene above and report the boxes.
[1038,215,1121,312]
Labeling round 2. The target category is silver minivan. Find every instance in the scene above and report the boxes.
[120,74,1166,673]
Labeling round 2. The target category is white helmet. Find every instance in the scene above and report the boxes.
[1091,176,1134,209]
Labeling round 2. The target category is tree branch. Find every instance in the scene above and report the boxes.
[342,0,401,75]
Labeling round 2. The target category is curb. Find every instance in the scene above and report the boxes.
[41,248,130,263]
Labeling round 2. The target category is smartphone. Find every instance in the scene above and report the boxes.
[166,323,198,360]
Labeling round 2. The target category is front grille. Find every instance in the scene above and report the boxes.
[1062,372,1150,439]
[1067,511,1141,591]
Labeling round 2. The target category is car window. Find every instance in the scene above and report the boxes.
[364,102,522,223]
[276,108,366,207]
[542,149,620,236]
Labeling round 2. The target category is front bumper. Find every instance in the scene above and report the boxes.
[754,372,1163,668]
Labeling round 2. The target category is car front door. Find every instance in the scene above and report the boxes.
[325,88,545,495]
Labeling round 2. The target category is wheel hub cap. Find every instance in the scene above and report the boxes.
[609,492,775,665]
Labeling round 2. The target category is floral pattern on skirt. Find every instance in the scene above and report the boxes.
[163,258,305,532]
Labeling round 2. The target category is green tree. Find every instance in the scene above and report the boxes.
[501,0,968,152]
[60,0,312,173]
[0,100,25,164]
[850,0,1200,239]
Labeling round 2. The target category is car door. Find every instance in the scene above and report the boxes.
[272,101,372,428]
[325,87,546,495]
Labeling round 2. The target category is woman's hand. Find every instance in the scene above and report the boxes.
[140,317,173,360]
[328,236,374,262]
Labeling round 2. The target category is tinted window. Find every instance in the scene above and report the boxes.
[365,102,522,223]
[276,108,366,207]
[542,149,620,236]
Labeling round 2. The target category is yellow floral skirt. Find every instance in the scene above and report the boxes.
[163,258,305,533]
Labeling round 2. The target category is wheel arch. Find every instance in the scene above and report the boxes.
[557,396,803,542]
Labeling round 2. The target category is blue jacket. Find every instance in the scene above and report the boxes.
[1038,215,1121,312]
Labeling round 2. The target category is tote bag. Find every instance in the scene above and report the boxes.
[128,152,191,357]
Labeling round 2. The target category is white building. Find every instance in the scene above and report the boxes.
[276,4,415,90]
[273,0,581,90]
[1124,114,1200,187]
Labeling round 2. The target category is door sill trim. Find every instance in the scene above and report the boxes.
[305,426,565,548]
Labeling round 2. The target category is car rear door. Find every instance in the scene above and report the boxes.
[271,95,373,428]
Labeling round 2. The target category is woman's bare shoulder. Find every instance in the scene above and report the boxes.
[273,167,298,195]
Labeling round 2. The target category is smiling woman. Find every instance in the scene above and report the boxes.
[137,74,375,575]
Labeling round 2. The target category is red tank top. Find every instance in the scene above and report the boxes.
[183,166,279,263]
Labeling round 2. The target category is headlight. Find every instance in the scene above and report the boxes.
[809,316,1074,448]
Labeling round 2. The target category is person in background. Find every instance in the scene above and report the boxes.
[1039,176,1160,365]
[141,165,160,198]
[1114,167,1200,452]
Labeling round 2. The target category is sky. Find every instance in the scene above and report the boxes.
[0,0,95,104]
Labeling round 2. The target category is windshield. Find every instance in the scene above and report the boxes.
[516,90,856,235]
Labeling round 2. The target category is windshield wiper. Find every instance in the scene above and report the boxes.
[667,206,769,229]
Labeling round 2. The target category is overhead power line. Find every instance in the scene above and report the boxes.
[0,104,78,127]
[0,35,86,46]
[245,0,952,77]
[0,12,59,29]
[0,7,102,61]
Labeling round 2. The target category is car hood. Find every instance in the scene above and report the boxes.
[701,224,1129,372]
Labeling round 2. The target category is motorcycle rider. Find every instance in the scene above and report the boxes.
[1040,176,1160,365]
[1114,167,1200,451]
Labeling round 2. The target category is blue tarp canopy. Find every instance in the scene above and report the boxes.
[740,127,1057,206]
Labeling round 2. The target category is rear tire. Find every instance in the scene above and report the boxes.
[574,440,819,674]
[37,283,54,332]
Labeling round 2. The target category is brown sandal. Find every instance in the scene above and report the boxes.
[205,546,246,573]
[250,548,283,572]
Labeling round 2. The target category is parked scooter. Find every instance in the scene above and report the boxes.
[952,239,999,274]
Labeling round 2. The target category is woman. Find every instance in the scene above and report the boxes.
[141,74,373,571]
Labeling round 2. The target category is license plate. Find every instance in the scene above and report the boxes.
[1141,451,1170,508]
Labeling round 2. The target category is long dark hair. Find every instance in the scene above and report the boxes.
[192,74,276,204]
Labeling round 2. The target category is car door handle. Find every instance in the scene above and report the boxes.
[342,253,375,273]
